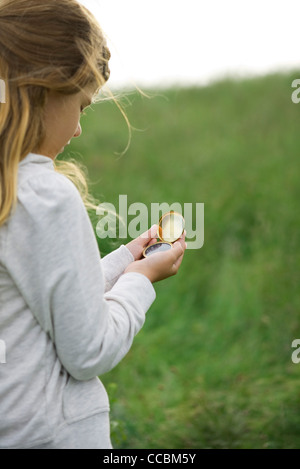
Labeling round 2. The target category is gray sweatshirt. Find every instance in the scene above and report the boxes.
[0,153,156,449]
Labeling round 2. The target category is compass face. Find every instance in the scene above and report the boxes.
[143,242,172,257]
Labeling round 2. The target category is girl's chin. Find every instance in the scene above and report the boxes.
[61,141,71,153]
[58,143,71,154]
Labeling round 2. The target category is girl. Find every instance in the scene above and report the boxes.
[0,0,186,449]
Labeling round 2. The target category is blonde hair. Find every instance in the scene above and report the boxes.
[0,0,113,225]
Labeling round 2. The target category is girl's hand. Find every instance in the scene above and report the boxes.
[124,233,187,283]
[125,225,159,261]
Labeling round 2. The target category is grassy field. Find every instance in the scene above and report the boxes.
[60,71,300,449]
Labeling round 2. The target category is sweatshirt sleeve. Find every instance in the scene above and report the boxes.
[101,245,135,292]
[4,172,156,380]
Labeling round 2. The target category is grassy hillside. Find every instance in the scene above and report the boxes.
[59,71,300,449]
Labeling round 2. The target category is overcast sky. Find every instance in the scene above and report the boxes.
[79,0,300,89]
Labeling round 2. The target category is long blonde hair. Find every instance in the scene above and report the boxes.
[0,0,113,225]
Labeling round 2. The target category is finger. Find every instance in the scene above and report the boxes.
[173,252,185,271]
[169,240,185,263]
[147,238,159,247]
[139,224,159,245]
[173,238,187,253]
[171,240,186,272]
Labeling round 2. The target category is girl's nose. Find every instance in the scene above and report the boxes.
[74,122,82,138]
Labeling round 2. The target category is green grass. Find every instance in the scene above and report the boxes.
[59,70,300,449]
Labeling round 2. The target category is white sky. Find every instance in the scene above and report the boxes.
[79,0,300,89]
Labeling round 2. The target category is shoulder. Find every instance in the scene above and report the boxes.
[1,163,96,270]
[19,168,79,196]
[3,167,94,260]
[8,169,91,241]
[18,169,84,214]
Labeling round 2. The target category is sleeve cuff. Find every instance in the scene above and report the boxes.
[101,244,134,292]
[108,271,156,313]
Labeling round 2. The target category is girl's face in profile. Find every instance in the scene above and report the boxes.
[38,82,97,159]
